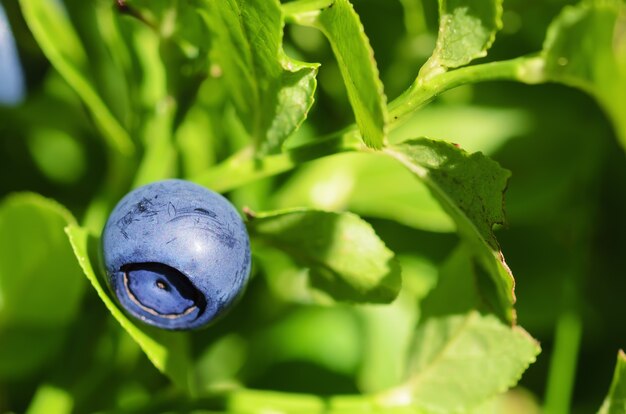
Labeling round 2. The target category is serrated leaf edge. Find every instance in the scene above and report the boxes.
[376,312,540,413]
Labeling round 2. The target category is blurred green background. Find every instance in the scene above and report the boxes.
[1,0,625,413]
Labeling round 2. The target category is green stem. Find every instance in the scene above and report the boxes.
[192,129,363,192]
[132,99,177,188]
[193,56,545,193]
[398,0,428,36]
[544,307,582,414]
[388,56,544,127]
[543,228,590,414]
[82,150,135,233]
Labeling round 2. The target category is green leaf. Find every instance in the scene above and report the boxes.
[25,384,73,414]
[328,395,428,413]
[389,105,532,154]
[273,152,454,232]
[540,0,626,151]
[421,0,503,76]
[465,388,541,414]
[92,0,134,121]
[357,292,419,393]
[284,0,388,149]
[175,99,219,178]
[64,225,194,393]
[398,0,429,37]
[385,138,515,323]
[192,131,363,193]
[247,208,401,303]
[198,0,318,154]
[379,312,540,413]
[0,194,85,379]
[599,350,626,414]
[421,244,508,323]
[123,23,179,187]
[19,0,134,155]
[119,0,212,127]
[132,102,177,187]
[228,389,325,414]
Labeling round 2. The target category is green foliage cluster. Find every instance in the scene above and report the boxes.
[1,0,626,412]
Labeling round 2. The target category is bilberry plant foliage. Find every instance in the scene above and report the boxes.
[1,0,626,412]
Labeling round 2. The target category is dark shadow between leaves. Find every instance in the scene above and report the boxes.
[420,243,507,323]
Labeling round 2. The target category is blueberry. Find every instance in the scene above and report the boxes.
[102,179,251,330]
[0,3,26,106]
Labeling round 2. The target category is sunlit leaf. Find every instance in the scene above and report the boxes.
[421,0,503,76]
[379,312,540,413]
[19,0,134,154]
[25,384,73,414]
[466,388,541,414]
[357,292,419,393]
[284,0,388,149]
[389,105,531,154]
[247,208,401,303]
[273,152,454,233]
[198,0,318,154]
[228,389,325,414]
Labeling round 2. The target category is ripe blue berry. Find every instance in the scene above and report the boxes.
[102,179,251,330]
